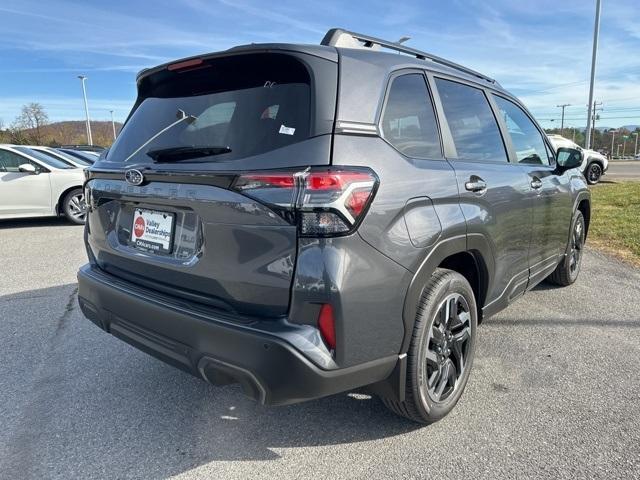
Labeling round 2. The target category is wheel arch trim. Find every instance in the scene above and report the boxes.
[56,185,84,215]
[572,191,591,238]
[400,234,493,354]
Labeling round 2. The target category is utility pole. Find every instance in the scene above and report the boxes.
[610,130,617,159]
[589,101,603,148]
[109,110,116,140]
[77,75,93,146]
[617,144,621,157]
[634,132,639,157]
[572,128,576,143]
[585,0,602,150]
[623,137,627,158]
[557,104,571,136]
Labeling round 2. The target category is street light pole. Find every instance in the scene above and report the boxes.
[584,0,602,150]
[110,110,116,140]
[634,132,639,157]
[610,130,616,159]
[557,104,570,136]
[77,75,93,146]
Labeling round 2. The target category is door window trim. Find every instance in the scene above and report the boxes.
[428,73,512,165]
[489,92,557,169]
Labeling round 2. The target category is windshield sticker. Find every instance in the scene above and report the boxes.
[279,125,295,135]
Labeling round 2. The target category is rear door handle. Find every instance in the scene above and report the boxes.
[530,178,543,190]
[465,176,487,194]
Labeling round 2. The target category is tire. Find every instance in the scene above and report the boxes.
[547,211,585,286]
[383,268,477,424]
[586,162,602,185]
[62,188,87,225]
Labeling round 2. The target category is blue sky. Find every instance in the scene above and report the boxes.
[1,0,639,129]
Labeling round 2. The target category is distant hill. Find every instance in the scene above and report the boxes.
[594,125,639,132]
[0,120,123,147]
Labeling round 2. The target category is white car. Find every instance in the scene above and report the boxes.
[26,145,93,169]
[0,144,87,224]
[547,134,608,184]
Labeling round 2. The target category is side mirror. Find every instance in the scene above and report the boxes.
[18,163,38,174]
[556,147,583,171]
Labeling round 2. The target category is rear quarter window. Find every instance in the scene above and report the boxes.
[381,73,442,159]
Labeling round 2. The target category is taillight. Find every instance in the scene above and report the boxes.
[233,167,378,236]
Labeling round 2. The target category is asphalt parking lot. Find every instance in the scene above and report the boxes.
[1,218,639,480]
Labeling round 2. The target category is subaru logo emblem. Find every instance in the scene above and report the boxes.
[125,169,144,186]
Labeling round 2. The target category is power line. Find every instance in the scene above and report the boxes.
[536,115,640,121]
[534,107,640,115]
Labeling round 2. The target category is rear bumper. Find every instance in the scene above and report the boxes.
[77,264,397,406]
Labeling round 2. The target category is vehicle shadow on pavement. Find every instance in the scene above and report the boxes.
[530,281,563,292]
[0,217,80,229]
[0,284,419,480]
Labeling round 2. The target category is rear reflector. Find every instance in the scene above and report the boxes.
[317,304,336,350]
[233,167,378,237]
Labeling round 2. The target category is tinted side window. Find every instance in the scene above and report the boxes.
[493,96,551,165]
[381,74,441,158]
[0,150,41,173]
[435,78,508,163]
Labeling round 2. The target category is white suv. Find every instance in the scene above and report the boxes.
[547,134,608,184]
[0,144,87,224]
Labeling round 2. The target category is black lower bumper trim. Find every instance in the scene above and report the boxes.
[77,264,397,406]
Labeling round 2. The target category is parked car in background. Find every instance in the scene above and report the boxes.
[547,134,608,184]
[78,28,590,424]
[57,148,99,164]
[24,145,92,168]
[0,144,87,224]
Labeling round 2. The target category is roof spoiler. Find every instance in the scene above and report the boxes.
[321,28,496,85]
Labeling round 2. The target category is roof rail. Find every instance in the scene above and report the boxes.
[321,28,496,85]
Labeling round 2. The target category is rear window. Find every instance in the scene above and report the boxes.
[107,53,312,164]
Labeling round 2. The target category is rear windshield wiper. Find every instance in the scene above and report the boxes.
[124,109,198,163]
[147,145,232,162]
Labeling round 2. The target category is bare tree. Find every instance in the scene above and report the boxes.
[0,118,7,143]
[13,103,50,144]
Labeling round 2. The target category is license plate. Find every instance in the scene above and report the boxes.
[131,208,175,253]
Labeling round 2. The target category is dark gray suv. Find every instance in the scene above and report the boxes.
[77,28,590,424]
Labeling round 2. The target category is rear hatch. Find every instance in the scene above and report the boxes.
[85,49,338,318]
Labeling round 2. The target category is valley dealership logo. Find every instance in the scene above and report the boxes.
[125,169,144,186]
